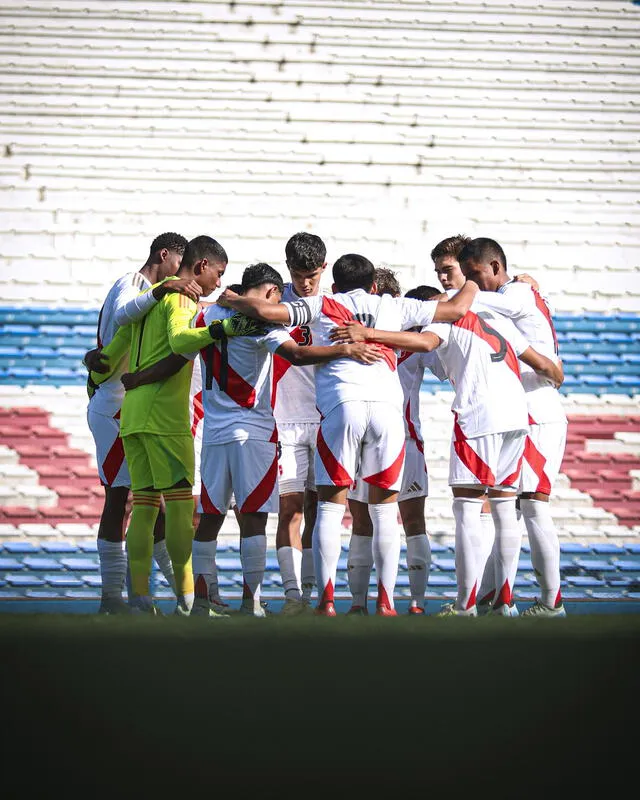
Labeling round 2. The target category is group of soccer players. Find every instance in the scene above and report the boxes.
[84,229,568,618]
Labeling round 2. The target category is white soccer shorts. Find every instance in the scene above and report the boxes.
[87,409,130,488]
[199,440,279,515]
[449,426,526,490]
[278,421,319,495]
[348,436,427,502]
[315,400,405,491]
[520,420,568,495]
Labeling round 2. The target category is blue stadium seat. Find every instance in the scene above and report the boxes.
[4,574,46,587]
[611,560,640,572]
[2,542,41,554]
[432,557,456,571]
[60,558,99,571]
[64,589,100,599]
[42,543,80,553]
[83,575,102,587]
[79,542,98,553]
[591,543,627,555]
[428,575,456,587]
[45,575,85,587]
[574,558,618,573]
[26,589,63,599]
[217,557,243,571]
[566,576,607,588]
[0,557,23,570]
[22,557,63,571]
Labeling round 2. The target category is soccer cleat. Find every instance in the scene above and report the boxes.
[281,597,313,616]
[239,599,267,618]
[346,605,369,616]
[436,602,478,617]
[210,596,231,615]
[521,599,566,618]
[315,602,337,617]
[190,599,230,618]
[407,605,425,616]
[491,603,515,617]
[129,595,159,615]
[98,596,131,615]
[376,604,398,617]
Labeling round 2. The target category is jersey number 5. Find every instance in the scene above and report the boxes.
[477,316,508,363]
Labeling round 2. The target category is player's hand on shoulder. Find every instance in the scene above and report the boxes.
[216,287,240,308]
[345,343,384,364]
[160,278,201,302]
[83,347,109,373]
[514,273,540,291]
[329,320,367,343]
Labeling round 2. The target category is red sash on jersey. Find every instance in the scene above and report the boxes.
[271,325,309,407]
[196,311,256,407]
[454,311,520,378]
[531,288,559,355]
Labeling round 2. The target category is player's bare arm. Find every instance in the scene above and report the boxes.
[519,348,564,388]
[276,339,383,367]
[217,288,292,324]
[121,353,189,391]
[431,278,478,323]
[330,322,442,354]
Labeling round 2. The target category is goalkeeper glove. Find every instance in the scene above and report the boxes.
[208,314,268,340]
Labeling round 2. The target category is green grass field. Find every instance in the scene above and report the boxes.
[2,613,638,796]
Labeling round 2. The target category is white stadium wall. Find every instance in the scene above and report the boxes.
[0,0,638,308]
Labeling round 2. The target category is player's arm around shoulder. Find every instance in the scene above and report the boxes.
[431,279,478,323]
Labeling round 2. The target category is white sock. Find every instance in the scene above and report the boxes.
[520,498,562,608]
[347,533,373,608]
[153,539,176,594]
[452,496,485,611]
[476,512,497,605]
[312,501,345,607]
[301,548,315,601]
[97,539,126,600]
[192,539,217,602]
[406,533,430,607]
[489,496,523,609]
[370,502,401,610]
[278,545,302,600]
[241,534,266,610]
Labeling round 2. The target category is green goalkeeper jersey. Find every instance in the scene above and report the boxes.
[90,278,216,437]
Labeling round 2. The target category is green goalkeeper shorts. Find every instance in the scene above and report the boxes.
[122,433,195,492]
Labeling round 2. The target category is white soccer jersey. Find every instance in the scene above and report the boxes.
[424,300,530,438]
[193,304,291,445]
[282,289,436,417]
[476,283,566,425]
[272,283,321,424]
[89,272,152,418]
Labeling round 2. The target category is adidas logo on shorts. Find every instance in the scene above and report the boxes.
[406,481,422,493]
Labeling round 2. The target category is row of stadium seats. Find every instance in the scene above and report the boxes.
[1,307,639,394]
[1,541,638,603]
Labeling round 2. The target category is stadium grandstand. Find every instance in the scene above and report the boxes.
[0,0,639,610]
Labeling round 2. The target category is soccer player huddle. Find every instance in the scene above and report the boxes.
[84,231,568,619]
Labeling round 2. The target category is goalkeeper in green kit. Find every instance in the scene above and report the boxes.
[87,235,267,614]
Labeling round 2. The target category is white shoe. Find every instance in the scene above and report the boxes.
[190,599,229,618]
[436,602,477,617]
[521,599,566,618]
[239,599,267,618]
[98,596,131,615]
[491,602,519,617]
